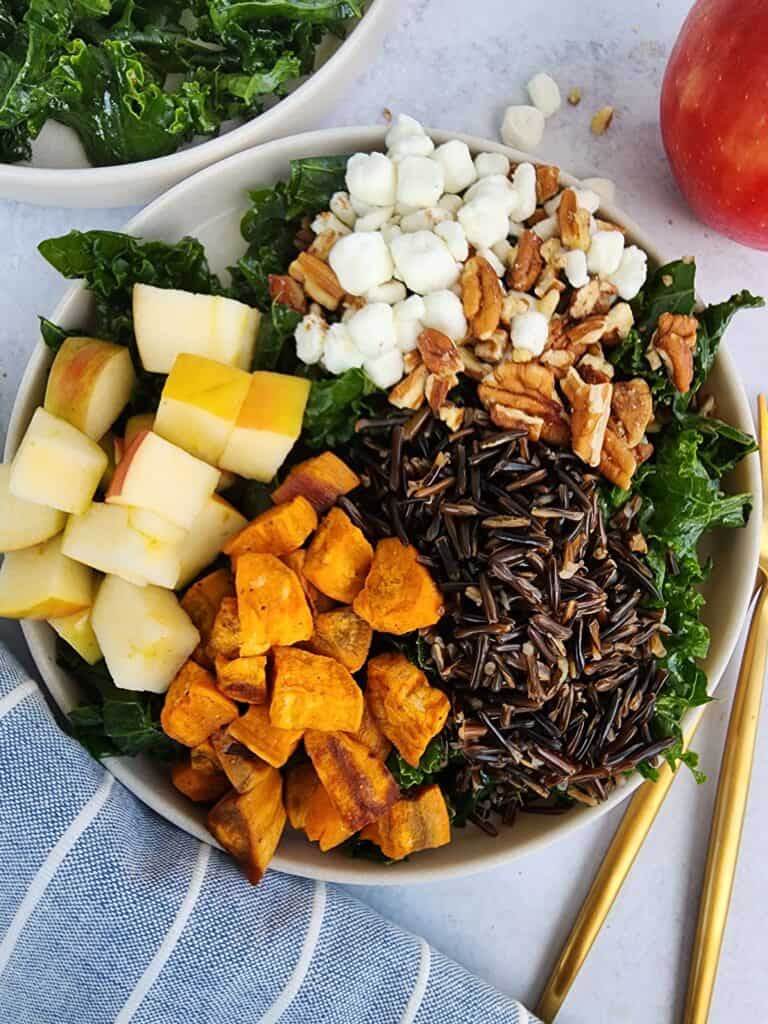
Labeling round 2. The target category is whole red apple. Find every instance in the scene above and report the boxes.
[661,0,768,249]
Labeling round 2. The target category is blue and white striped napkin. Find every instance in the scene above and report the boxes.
[0,646,540,1024]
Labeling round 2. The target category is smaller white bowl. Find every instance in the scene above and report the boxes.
[0,0,395,209]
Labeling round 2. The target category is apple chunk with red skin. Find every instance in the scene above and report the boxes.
[91,574,200,693]
[62,502,186,589]
[154,354,251,466]
[176,494,247,588]
[133,284,261,374]
[219,371,311,482]
[10,407,108,515]
[0,534,94,619]
[107,430,220,530]
[44,336,136,440]
[0,463,66,552]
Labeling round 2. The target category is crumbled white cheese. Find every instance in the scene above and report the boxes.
[501,105,545,151]
[366,279,407,304]
[474,152,510,178]
[527,72,562,118]
[354,206,395,232]
[345,151,397,207]
[295,312,327,365]
[322,322,364,373]
[328,232,393,295]
[434,220,469,263]
[609,245,647,300]
[330,191,356,227]
[433,139,477,194]
[422,289,468,342]
[389,230,460,294]
[510,310,549,355]
[346,302,397,358]
[564,250,589,289]
[396,155,445,209]
[587,230,625,275]
[457,196,509,248]
[311,211,350,237]
[364,348,405,388]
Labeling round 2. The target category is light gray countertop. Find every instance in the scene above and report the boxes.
[1,2,767,1021]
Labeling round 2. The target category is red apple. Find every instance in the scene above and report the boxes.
[661,0,768,249]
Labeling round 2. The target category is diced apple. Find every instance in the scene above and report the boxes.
[125,413,155,446]
[106,430,220,529]
[0,463,66,552]
[48,608,102,665]
[44,336,136,440]
[91,574,200,693]
[133,284,261,373]
[0,535,93,619]
[62,502,184,589]
[97,432,119,491]
[219,372,310,482]
[176,494,248,588]
[9,407,108,515]
[154,354,251,466]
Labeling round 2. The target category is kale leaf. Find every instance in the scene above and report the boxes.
[301,367,379,448]
[387,735,448,790]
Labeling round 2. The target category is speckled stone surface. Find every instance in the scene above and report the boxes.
[1,2,767,1021]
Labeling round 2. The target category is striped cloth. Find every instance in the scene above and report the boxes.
[0,647,540,1024]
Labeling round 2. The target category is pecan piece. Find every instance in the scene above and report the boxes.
[289,251,344,311]
[601,301,634,344]
[649,312,698,393]
[611,379,653,447]
[417,328,464,377]
[461,256,503,339]
[425,372,457,412]
[388,364,428,411]
[599,426,637,490]
[508,230,544,291]
[475,329,508,363]
[569,278,601,319]
[535,164,561,203]
[479,362,568,443]
[438,403,464,431]
[557,188,591,251]
[561,367,613,467]
[567,315,607,351]
[579,350,614,384]
[268,274,306,314]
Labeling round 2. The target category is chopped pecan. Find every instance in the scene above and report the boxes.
[417,328,464,377]
[509,230,544,291]
[561,367,613,467]
[634,440,654,465]
[558,188,591,251]
[268,275,306,314]
[540,237,564,267]
[425,372,457,412]
[479,362,568,443]
[457,345,490,380]
[579,350,614,384]
[537,289,561,319]
[593,218,625,235]
[402,350,422,373]
[526,208,549,227]
[475,329,508,363]
[541,347,575,379]
[490,405,546,440]
[535,164,561,203]
[591,106,614,135]
[438,403,464,432]
[308,231,337,261]
[567,315,607,351]
[599,426,637,490]
[569,278,601,319]
[388,364,428,410]
[462,256,503,339]
[594,279,619,314]
[534,266,565,298]
[650,312,698,393]
[289,251,344,311]
[628,532,648,554]
[611,379,653,447]
[601,301,634,344]
[501,292,533,325]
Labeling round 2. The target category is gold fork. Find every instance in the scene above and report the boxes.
[536,395,768,1024]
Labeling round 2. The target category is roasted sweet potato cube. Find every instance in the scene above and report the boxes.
[235,553,314,656]
[207,766,286,884]
[171,758,230,803]
[161,661,239,748]
[303,507,373,603]
[347,701,392,761]
[181,569,235,668]
[353,538,443,635]
[215,655,268,704]
[271,452,361,512]
[228,705,303,768]
[361,784,451,861]
[206,596,241,660]
[285,761,321,830]
[304,730,399,831]
[366,652,450,767]
[270,647,363,732]
[190,737,221,772]
[281,549,336,613]
[223,495,317,559]
[210,724,271,793]
[308,606,372,673]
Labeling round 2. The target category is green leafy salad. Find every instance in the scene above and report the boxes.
[33,152,761,842]
[0,1,362,165]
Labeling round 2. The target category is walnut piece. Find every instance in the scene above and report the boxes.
[509,230,544,291]
[388,364,428,410]
[650,312,698,393]
[462,255,503,339]
[417,328,464,377]
[535,164,561,203]
[561,367,613,467]
[288,251,344,311]
[558,188,591,251]
[268,274,306,313]
[611,379,653,447]
[478,362,569,444]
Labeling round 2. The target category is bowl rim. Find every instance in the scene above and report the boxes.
[0,0,392,193]
[7,125,762,885]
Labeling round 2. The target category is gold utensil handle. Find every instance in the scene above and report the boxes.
[683,583,768,1024]
[535,714,701,1023]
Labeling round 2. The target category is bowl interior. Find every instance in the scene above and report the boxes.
[7,127,761,885]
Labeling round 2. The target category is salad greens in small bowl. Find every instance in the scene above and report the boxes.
[3,125,762,885]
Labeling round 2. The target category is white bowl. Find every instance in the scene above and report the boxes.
[6,127,761,885]
[0,1,395,209]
